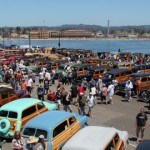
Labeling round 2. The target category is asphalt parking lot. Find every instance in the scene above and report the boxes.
[2,80,150,150]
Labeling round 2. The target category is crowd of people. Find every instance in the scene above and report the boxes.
[0,50,149,149]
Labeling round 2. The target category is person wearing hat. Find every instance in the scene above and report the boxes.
[27,136,38,150]
[86,92,96,117]
[32,135,46,150]
[77,92,87,115]
[11,131,25,150]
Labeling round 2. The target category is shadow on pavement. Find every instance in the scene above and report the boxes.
[129,137,137,142]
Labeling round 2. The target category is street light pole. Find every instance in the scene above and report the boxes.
[2,28,4,47]
[28,29,31,49]
[58,31,61,49]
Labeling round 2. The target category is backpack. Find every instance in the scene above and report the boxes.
[79,96,86,107]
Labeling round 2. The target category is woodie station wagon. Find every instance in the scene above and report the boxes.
[21,110,88,150]
[0,98,57,138]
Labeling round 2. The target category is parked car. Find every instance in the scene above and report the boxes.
[116,62,135,69]
[46,59,68,71]
[62,126,128,150]
[0,98,57,138]
[78,66,112,81]
[102,68,133,87]
[72,63,94,78]
[135,140,150,150]
[0,85,31,106]
[25,65,39,75]
[132,64,150,73]
[54,62,77,79]
[21,110,88,150]
[116,72,150,96]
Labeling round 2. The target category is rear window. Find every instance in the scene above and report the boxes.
[23,127,47,139]
[0,110,17,119]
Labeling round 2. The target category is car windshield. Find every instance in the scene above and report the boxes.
[104,74,113,79]
[89,70,94,75]
[72,67,78,71]
[58,65,65,70]
[0,110,18,119]
[23,128,47,139]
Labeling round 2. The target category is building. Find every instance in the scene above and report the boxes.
[29,29,94,39]
[30,30,49,39]
[61,30,93,38]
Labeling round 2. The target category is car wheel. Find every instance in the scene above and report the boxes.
[0,119,10,134]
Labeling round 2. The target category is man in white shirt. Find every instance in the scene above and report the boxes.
[39,71,44,84]
[107,82,115,104]
[125,80,133,102]
[86,92,96,117]
[27,76,33,94]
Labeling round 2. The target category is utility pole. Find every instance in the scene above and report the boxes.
[107,19,110,38]
[58,31,61,49]
[28,29,31,49]
[2,28,4,47]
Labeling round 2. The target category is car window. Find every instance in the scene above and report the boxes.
[53,120,68,138]
[22,105,37,119]
[37,102,45,110]
[8,111,18,119]
[1,93,8,99]
[141,77,147,82]
[100,70,104,74]
[23,128,36,136]
[0,110,8,117]
[114,133,120,144]
[9,90,16,96]
[120,72,124,76]
[115,74,119,78]
[58,66,65,70]
[35,129,47,139]
[126,71,132,75]
[79,68,83,71]
[68,116,76,125]
[106,140,114,150]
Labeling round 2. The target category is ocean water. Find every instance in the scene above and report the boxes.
[2,39,150,53]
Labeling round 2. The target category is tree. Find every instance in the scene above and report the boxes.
[16,26,22,38]
[9,27,13,38]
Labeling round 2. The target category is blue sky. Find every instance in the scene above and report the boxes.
[0,0,150,27]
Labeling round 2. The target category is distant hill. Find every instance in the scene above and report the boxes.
[2,24,150,33]
[29,24,150,32]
